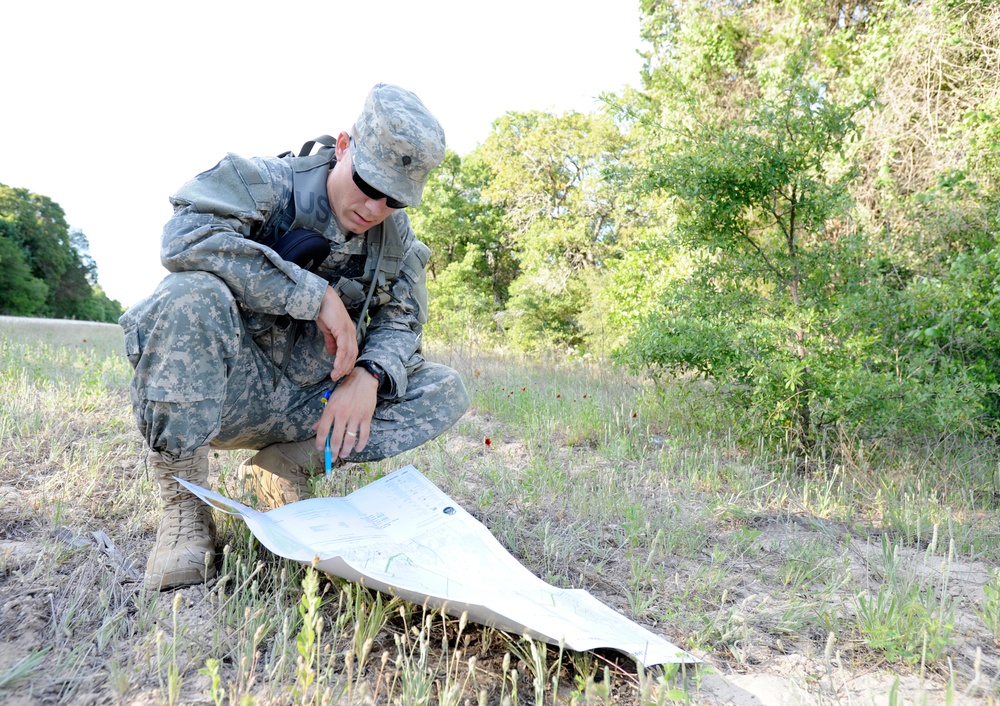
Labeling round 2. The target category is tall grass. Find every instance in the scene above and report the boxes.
[1,316,998,704]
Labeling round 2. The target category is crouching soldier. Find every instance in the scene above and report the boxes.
[119,84,469,591]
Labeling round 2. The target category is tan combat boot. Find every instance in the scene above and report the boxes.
[145,447,217,591]
[236,439,328,510]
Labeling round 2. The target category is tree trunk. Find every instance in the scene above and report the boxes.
[787,188,813,463]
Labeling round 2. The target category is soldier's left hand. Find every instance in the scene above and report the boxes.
[313,368,379,458]
[316,286,358,381]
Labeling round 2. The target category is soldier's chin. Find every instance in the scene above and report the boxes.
[352,212,373,232]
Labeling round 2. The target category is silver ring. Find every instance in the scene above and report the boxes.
[345,431,357,437]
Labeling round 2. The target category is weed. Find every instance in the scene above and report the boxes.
[390,613,436,706]
[293,565,323,702]
[855,536,957,665]
[979,570,1000,642]
[343,581,400,665]
[0,648,51,694]
[503,633,566,706]
[199,657,224,706]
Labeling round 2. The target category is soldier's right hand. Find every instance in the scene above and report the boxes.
[316,286,358,381]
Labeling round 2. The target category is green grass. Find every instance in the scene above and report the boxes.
[1,315,999,704]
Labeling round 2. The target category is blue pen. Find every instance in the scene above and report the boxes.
[324,429,333,479]
[321,389,333,478]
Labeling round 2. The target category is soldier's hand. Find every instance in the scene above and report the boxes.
[316,286,357,381]
[313,368,379,458]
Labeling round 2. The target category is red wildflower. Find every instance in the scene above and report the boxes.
[485,437,492,447]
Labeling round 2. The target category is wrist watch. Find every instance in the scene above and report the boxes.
[356,360,384,388]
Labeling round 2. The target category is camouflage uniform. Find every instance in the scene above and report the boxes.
[120,88,469,467]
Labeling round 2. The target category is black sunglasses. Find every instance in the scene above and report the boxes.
[351,162,407,209]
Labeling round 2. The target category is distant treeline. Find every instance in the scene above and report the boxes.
[0,184,122,323]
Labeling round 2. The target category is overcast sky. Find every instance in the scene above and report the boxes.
[1,0,644,308]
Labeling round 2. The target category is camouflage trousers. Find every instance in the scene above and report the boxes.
[119,272,469,461]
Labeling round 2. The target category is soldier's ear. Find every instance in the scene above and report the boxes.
[335,132,351,160]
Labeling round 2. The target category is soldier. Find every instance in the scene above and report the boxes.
[119,84,470,591]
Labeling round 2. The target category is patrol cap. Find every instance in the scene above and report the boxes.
[350,83,445,208]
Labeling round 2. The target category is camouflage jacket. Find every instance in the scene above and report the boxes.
[160,153,430,398]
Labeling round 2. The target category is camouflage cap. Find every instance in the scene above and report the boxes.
[350,83,445,208]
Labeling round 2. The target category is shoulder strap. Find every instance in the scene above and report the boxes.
[297,135,337,157]
[288,156,334,233]
[364,216,405,283]
[270,136,337,238]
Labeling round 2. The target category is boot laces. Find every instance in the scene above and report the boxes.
[156,471,212,545]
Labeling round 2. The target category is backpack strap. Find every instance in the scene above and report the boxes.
[297,134,337,157]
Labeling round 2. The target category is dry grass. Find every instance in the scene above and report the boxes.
[2,315,1000,704]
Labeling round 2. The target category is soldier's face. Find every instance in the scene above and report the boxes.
[328,132,398,234]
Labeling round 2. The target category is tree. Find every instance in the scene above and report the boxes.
[0,223,48,315]
[0,184,123,322]
[629,53,866,451]
[477,110,630,350]
[617,0,1000,449]
[410,150,512,301]
[409,150,510,343]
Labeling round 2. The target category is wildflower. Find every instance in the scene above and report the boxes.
[485,437,492,447]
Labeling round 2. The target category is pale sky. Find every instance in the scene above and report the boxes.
[1,0,644,309]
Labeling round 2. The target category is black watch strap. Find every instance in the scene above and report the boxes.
[356,360,384,387]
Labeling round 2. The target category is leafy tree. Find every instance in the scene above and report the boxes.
[415,111,634,351]
[829,0,1000,435]
[422,244,498,344]
[380,0,1000,451]
[626,56,868,450]
[617,0,1000,449]
[410,150,510,345]
[0,184,123,322]
[0,222,48,315]
[411,150,512,306]
[848,0,1000,238]
[477,110,629,350]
